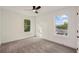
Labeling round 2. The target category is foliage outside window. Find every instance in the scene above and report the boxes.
[24,19,30,32]
[55,15,68,36]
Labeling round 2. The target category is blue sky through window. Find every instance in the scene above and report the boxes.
[56,15,68,25]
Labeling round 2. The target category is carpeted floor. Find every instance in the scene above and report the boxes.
[0,37,76,53]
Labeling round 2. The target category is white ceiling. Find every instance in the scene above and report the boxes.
[1,6,67,16]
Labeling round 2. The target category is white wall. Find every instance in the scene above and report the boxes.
[36,7,77,49]
[1,8,36,43]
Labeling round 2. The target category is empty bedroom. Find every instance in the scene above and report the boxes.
[0,6,79,53]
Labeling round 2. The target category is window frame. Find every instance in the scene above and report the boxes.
[24,19,31,32]
[54,14,68,36]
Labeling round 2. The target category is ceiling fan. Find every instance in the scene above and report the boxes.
[32,6,41,14]
[24,6,41,14]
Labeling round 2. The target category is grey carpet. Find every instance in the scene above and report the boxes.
[0,37,76,53]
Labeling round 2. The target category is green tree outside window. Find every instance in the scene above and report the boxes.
[24,19,30,32]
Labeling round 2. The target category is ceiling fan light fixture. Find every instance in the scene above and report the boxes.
[33,9,36,12]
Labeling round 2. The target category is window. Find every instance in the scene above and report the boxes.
[24,19,30,32]
[55,15,68,36]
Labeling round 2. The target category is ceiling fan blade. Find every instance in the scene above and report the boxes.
[33,6,35,10]
[36,6,41,10]
[35,11,38,14]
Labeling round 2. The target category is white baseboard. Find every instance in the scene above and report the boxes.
[1,35,34,44]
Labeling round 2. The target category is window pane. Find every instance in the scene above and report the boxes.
[24,26,30,32]
[24,19,30,32]
[55,15,68,36]
[24,19,30,25]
